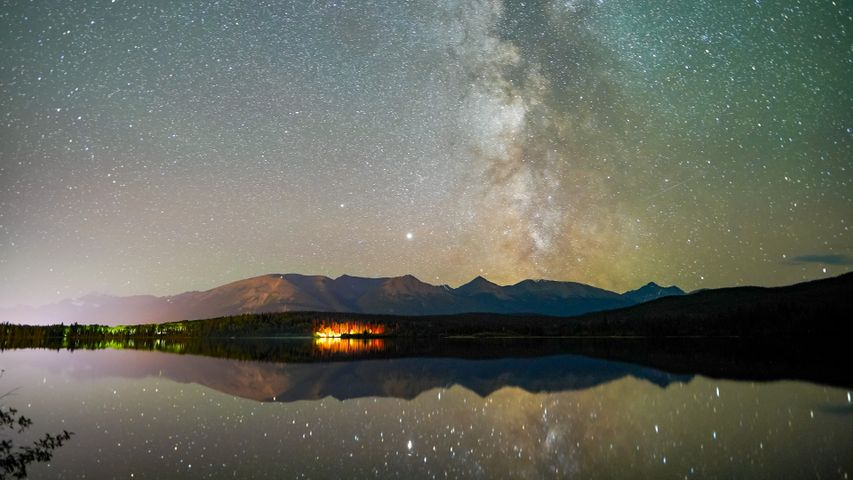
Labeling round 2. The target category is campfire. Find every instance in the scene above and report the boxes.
[313,321,386,338]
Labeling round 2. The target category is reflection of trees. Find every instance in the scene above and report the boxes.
[1,373,72,479]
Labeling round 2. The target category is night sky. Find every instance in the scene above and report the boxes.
[1,0,850,306]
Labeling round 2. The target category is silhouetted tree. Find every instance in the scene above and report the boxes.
[0,373,72,479]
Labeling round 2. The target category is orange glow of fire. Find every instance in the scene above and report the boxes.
[313,336,386,355]
[313,321,386,338]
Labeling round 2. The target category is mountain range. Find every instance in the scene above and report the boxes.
[0,273,684,326]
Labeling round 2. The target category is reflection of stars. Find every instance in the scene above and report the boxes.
[405,232,413,241]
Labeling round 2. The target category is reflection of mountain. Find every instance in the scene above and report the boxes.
[17,348,688,402]
[0,273,683,325]
[264,356,688,402]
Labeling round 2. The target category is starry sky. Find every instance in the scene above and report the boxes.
[1,0,851,306]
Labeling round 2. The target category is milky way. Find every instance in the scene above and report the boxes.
[1,0,850,305]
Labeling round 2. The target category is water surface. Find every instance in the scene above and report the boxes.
[2,343,851,478]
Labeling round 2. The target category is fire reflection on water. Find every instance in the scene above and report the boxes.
[312,336,386,355]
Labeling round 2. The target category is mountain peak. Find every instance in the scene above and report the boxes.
[623,282,685,304]
[456,275,501,294]
[390,274,423,285]
[469,275,497,286]
[379,274,436,295]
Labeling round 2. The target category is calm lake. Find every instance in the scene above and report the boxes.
[2,339,851,479]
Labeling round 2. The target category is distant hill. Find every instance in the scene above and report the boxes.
[0,273,684,325]
[566,271,852,337]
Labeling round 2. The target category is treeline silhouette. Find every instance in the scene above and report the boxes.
[2,273,850,352]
